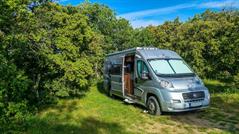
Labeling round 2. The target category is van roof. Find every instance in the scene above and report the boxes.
[107,47,182,59]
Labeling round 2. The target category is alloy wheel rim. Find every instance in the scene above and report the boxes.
[149,100,155,113]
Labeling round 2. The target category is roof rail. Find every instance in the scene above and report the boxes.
[107,47,159,56]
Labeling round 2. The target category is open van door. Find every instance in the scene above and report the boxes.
[123,55,135,97]
[108,55,125,97]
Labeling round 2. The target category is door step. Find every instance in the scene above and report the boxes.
[124,98,134,104]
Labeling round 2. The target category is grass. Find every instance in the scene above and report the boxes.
[25,80,239,134]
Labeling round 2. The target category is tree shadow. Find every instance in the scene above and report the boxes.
[205,82,237,93]
[27,94,129,134]
[37,94,86,113]
[79,117,128,134]
[96,80,239,133]
[205,83,226,93]
[96,80,106,94]
[27,117,128,134]
[167,94,239,133]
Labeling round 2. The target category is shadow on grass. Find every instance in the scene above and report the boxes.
[27,93,129,134]
[96,80,106,94]
[205,83,228,93]
[96,80,147,109]
[96,80,239,133]
[28,117,128,134]
[168,94,239,133]
[37,94,86,113]
[204,81,238,94]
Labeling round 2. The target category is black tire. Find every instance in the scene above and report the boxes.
[147,96,162,115]
[106,81,114,98]
[106,82,111,96]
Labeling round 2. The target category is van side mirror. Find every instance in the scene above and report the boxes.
[141,71,149,80]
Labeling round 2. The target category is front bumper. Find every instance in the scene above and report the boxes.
[165,100,209,112]
[160,90,210,112]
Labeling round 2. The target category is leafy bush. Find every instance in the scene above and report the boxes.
[232,73,239,89]
[134,11,239,79]
[0,54,32,132]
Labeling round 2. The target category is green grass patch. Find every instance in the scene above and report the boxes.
[204,79,239,93]
[24,80,239,134]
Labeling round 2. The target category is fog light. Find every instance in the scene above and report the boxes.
[172,99,181,103]
[184,103,189,108]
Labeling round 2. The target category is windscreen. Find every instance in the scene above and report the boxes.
[148,59,193,75]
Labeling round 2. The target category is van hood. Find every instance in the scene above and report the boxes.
[161,76,204,90]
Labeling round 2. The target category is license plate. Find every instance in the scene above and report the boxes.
[189,102,202,107]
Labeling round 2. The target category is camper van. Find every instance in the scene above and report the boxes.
[103,47,210,115]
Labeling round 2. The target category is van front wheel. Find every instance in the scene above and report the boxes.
[147,96,162,115]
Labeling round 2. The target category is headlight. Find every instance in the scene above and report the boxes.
[160,80,174,88]
[207,92,210,100]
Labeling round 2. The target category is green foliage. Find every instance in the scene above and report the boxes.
[28,3,100,97]
[78,3,135,53]
[0,0,239,132]
[135,10,239,79]
[232,73,239,89]
[0,54,31,132]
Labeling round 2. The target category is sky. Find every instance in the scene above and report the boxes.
[59,0,239,28]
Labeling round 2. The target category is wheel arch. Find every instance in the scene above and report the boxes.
[145,91,163,108]
[147,93,159,103]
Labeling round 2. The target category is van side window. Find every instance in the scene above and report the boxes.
[137,60,149,78]
[110,64,121,75]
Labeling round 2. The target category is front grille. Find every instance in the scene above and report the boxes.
[184,99,204,103]
[182,91,205,100]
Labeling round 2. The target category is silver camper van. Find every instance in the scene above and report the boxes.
[103,47,210,115]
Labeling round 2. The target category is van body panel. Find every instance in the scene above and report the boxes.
[135,80,161,105]
[103,47,210,112]
[110,75,123,95]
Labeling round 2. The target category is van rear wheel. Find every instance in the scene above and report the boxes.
[106,84,111,96]
[105,79,111,96]
[147,96,162,115]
